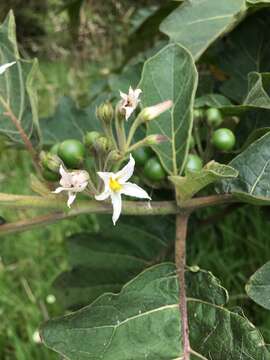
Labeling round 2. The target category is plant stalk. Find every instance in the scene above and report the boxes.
[0,97,41,174]
[175,212,190,360]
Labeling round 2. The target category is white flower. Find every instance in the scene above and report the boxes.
[95,154,151,225]
[119,86,142,120]
[0,61,16,75]
[53,165,89,208]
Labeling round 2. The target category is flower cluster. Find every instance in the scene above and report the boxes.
[52,87,172,224]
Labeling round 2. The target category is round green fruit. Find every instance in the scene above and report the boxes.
[212,128,236,151]
[50,143,60,155]
[58,139,86,168]
[185,154,203,174]
[42,168,59,182]
[132,147,152,166]
[206,108,223,128]
[193,108,204,120]
[143,157,166,182]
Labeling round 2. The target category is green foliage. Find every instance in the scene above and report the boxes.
[41,263,270,359]
[246,261,270,310]
[139,43,198,175]
[0,11,40,143]
[220,133,270,204]
[53,216,174,309]
[171,161,238,201]
[160,0,246,61]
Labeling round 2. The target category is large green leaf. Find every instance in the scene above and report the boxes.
[160,0,246,61]
[220,132,270,204]
[53,216,175,309]
[170,161,238,201]
[139,44,198,175]
[218,11,270,103]
[246,261,270,310]
[0,11,40,143]
[40,95,105,146]
[41,264,269,360]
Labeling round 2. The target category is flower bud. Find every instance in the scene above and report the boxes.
[109,150,122,161]
[140,100,173,122]
[41,152,62,173]
[94,136,112,153]
[96,102,114,123]
[145,134,168,145]
[84,131,102,148]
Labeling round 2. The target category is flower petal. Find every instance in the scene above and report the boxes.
[0,61,16,75]
[116,154,135,183]
[97,171,113,185]
[67,192,76,208]
[52,187,66,194]
[95,190,110,201]
[111,192,122,225]
[121,182,151,200]
[134,88,142,99]
[124,106,134,121]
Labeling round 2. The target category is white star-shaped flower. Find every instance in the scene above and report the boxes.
[0,61,16,75]
[95,154,151,225]
[119,86,142,120]
[53,165,89,208]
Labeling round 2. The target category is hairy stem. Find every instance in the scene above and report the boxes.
[0,97,41,174]
[175,212,190,360]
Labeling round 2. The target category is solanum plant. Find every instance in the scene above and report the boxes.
[2,2,270,359]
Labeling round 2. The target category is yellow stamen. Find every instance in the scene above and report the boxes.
[109,177,122,192]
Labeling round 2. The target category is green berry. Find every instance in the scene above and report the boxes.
[193,109,204,120]
[212,128,236,151]
[50,143,60,155]
[144,157,166,182]
[58,139,86,168]
[132,147,152,167]
[185,154,203,174]
[206,108,223,128]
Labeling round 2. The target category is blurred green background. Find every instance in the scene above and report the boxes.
[1,1,270,359]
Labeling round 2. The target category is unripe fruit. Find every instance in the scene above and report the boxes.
[144,157,166,181]
[206,108,223,128]
[50,143,60,155]
[94,136,112,153]
[132,147,152,167]
[185,154,203,174]
[58,139,86,168]
[193,108,204,120]
[212,128,236,151]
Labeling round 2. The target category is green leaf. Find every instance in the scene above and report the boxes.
[246,261,270,310]
[170,161,238,201]
[0,11,40,143]
[41,264,270,360]
[218,11,270,103]
[53,216,175,309]
[160,0,246,61]
[220,132,270,204]
[40,95,104,146]
[139,44,198,175]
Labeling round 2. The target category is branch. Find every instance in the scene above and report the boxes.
[0,193,237,236]
[175,212,190,360]
[0,97,41,174]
